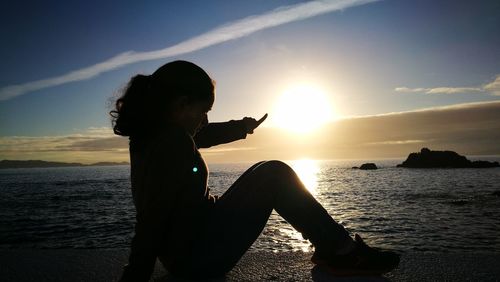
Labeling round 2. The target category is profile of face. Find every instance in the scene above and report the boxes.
[171,97,213,136]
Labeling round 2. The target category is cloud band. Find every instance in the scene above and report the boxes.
[395,75,500,96]
[0,0,379,101]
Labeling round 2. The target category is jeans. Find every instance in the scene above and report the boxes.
[164,160,352,278]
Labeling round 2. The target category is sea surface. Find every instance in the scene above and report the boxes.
[1,158,499,253]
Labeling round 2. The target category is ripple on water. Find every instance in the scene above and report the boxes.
[0,162,499,252]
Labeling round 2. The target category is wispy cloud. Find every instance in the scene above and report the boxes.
[395,74,500,95]
[0,0,379,101]
[395,87,483,94]
[0,127,122,154]
[365,139,426,146]
[0,127,128,163]
[483,75,500,96]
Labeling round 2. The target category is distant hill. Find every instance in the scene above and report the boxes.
[0,160,129,169]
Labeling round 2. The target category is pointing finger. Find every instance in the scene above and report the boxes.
[256,113,268,126]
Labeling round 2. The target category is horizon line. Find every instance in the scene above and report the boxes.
[3,154,500,166]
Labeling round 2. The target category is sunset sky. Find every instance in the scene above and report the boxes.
[1,0,499,163]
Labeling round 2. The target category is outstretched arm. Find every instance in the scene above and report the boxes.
[194,114,267,148]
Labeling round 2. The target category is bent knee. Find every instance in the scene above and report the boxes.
[254,160,294,175]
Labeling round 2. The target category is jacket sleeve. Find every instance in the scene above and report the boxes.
[120,136,195,282]
[193,120,248,148]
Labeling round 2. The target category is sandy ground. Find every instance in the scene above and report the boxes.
[1,249,499,281]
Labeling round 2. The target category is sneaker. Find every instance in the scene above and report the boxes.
[311,234,400,276]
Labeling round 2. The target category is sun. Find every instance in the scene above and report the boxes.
[272,84,335,133]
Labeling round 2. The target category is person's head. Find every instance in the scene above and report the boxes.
[110,60,215,137]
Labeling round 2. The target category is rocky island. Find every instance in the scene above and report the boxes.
[352,163,378,170]
[397,148,500,168]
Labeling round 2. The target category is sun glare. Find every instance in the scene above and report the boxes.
[273,84,334,133]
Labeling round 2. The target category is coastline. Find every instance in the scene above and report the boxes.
[0,160,129,170]
[1,249,499,281]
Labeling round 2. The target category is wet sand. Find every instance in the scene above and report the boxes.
[1,249,499,281]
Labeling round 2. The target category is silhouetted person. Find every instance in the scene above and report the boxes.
[111,60,399,281]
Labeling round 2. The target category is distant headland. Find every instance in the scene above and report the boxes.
[0,160,129,169]
[397,148,500,168]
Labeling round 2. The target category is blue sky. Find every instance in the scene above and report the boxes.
[0,0,499,162]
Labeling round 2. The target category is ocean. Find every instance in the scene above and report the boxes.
[1,158,499,253]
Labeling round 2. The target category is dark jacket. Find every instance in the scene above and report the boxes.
[120,121,247,281]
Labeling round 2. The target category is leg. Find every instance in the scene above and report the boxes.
[192,160,353,276]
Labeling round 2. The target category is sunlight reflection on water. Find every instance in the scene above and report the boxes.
[290,159,319,195]
[278,226,313,253]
